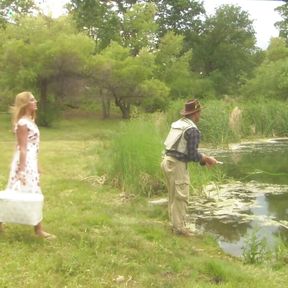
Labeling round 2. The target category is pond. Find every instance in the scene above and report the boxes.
[188,138,288,257]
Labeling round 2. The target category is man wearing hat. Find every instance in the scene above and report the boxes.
[161,99,218,236]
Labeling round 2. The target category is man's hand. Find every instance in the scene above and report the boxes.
[202,155,218,167]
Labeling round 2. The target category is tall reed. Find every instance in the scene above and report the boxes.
[199,100,238,145]
[109,114,165,196]
[241,100,288,137]
[108,110,227,197]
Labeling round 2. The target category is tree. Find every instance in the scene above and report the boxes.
[122,2,158,55]
[88,42,168,118]
[153,0,205,37]
[275,2,288,40]
[139,79,170,112]
[0,0,34,28]
[242,38,288,101]
[67,0,122,51]
[69,2,159,117]
[191,4,257,96]
[155,31,212,99]
[69,1,158,54]
[0,16,94,126]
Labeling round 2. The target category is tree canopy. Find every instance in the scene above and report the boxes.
[0,0,34,28]
[0,15,95,125]
[0,0,286,123]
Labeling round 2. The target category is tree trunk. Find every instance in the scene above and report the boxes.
[115,97,130,119]
[101,99,110,119]
[38,78,49,126]
[120,103,130,119]
[112,92,131,119]
[39,79,48,107]
[100,89,110,119]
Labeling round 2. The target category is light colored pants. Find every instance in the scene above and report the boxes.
[161,155,190,231]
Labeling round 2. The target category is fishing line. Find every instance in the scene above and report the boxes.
[240,169,288,181]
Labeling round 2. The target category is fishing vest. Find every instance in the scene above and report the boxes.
[164,118,197,155]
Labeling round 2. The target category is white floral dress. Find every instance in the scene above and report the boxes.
[7,117,42,194]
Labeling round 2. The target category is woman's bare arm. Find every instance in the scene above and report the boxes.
[16,124,28,182]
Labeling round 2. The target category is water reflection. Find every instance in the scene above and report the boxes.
[189,138,288,257]
[227,138,287,185]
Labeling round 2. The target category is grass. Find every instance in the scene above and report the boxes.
[0,114,288,287]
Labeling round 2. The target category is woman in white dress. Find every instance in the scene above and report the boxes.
[0,91,55,239]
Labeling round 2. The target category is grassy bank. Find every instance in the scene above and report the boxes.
[0,114,287,287]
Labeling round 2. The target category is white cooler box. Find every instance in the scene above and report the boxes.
[0,190,44,226]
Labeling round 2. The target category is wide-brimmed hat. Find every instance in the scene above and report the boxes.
[180,99,202,116]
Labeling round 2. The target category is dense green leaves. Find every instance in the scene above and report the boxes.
[88,42,168,118]
[0,0,34,28]
[154,0,205,37]
[275,3,288,40]
[0,16,95,125]
[0,0,287,122]
[242,38,288,101]
[192,4,257,95]
[155,32,200,98]
[68,0,121,51]
[68,1,261,98]
[122,3,158,55]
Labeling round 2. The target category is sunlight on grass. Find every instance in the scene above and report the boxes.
[0,115,287,287]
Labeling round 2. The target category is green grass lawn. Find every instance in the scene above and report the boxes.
[0,114,287,287]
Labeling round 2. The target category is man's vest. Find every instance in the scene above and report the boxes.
[164,118,198,155]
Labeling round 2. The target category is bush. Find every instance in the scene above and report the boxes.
[37,98,61,127]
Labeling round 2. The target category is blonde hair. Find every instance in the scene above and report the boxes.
[10,91,36,126]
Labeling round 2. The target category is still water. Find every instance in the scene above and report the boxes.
[189,138,288,257]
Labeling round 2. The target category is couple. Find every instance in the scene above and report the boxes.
[0,91,55,240]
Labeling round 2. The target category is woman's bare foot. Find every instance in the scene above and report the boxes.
[34,222,56,239]
[35,230,56,240]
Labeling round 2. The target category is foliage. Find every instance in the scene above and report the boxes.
[68,0,122,51]
[199,100,237,145]
[192,4,257,96]
[69,1,158,55]
[155,32,207,99]
[164,99,186,127]
[108,114,165,196]
[275,2,288,40]
[0,16,95,126]
[240,100,288,137]
[242,38,288,101]
[106,105,230,197]
[273,235,288,269]
[1,0,288,126]
[122,2,158,55]
[164,99,288,149]
[242,229,270,265]
[88,42,169,118]
[0,0,34,28]
[154,0,205,37]
[139,79,170,112]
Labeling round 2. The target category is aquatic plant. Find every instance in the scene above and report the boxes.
[272,235,288,269]
[242,228,271,265]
